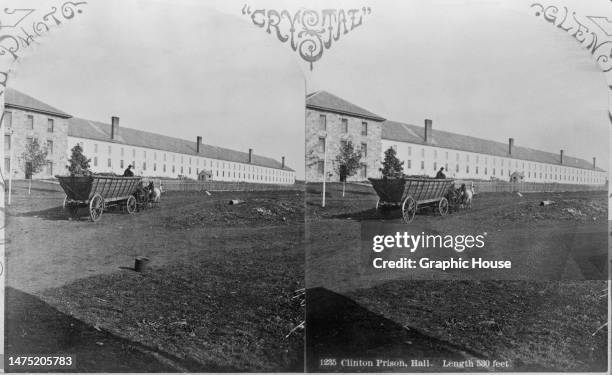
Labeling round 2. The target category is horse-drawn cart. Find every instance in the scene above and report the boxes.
[369,177,454,223]
[57,175,142,222]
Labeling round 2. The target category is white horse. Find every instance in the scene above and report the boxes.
[460,182,474,209]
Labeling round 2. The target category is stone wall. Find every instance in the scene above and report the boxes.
[3,108,68,179]
[305,108,382,182]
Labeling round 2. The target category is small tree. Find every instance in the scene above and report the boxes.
[67,143,91,176]
[20,138,49,194]
[380,147,404,178]
[334,141,362,197]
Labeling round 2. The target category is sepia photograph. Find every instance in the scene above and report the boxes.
[2,0,305,372]
[302,0,610,372]
[0,0,610,373]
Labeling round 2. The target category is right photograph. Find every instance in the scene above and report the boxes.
[304,0,610,372]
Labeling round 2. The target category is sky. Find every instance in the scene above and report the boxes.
[6,0,611,176]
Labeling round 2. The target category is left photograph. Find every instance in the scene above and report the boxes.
[2,0,305,372]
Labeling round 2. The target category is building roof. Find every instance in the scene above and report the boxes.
[68,117,294,171]
[4,87,72,118]
[306,91,386,122]
[382,120,605,172]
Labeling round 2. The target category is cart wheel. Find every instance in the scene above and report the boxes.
[401,196,417,223]
[438,197,449,216]
[126,196,137,214]
[89,194,104,222]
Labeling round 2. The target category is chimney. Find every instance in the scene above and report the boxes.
[196,136,202,153]
[424,119,432,143]
[508,138,514,155]
[111,116,119,140]
[248,148,253,163]
[593,157,596,169]
[281,156,285,169]
[560,149,564,164]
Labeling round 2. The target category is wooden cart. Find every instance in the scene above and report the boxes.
[369,177,454,223]
[57,175,142,222]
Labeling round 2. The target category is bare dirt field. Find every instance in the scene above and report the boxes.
[5,180,609,372]
[5,180,304,372]
[304,183,609,372]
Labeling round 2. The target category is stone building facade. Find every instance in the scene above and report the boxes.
[306,90,607,186]
[2,88,295,183]
[3,90,70,179]
[305,91,384,182]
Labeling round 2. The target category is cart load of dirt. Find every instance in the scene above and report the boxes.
[499,196,606,222]
[165,195,304,228]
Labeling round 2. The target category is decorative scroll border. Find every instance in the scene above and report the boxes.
[530,2,612,126]
[0,2,88,100]
[241,5,372,70]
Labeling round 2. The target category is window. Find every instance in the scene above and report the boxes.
[408,147,412,156]
[121,147,124,156]
[108,158,112,167]
[466,165,469,173]
[361,164,368,178]
[361,122,368,136]
[163,164,166,172]
[318,137,326,153]
[407,160,411,169]
[2,111,12,128]
[172,165,175,173]
[27,115,34,129]
[143,162,146,170]
[4,134,10,151]
[319,114,327,131]
[456,164,459,173]
[181,166,183,174]
[46,162,53,175]
[164,153,167,161]
[433,162,437,170]
[108,145,111,154]
[421,161,425,170]
[341,118,348,133]
[421,148,425,157]
[47,118,54,132]
[361,143,367,158]
[485,167,488,175]
[144,151,147,158]
[120,160,124,168]
[317,160,325,175]
[46,140,53,154]
[475,166,479,174]
[94,157,98,167]
[5,158,10,173]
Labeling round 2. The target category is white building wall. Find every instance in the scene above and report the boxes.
[67,137,295,184]
[381,140,607,185]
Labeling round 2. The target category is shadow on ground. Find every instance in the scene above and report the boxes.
[305,287,483,372]
[5,287,236,372]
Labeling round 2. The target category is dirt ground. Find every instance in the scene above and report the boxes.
[5,180,609,372]
[304,183,609,372]
[5,180,304,372]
